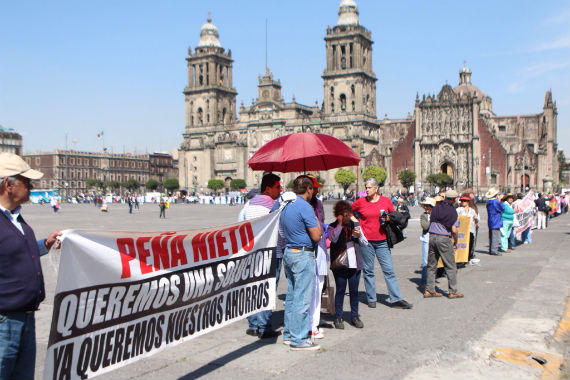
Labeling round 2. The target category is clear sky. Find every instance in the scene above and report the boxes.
[1,1,568,157]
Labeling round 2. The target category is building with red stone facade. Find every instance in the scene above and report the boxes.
[380,66,558,194]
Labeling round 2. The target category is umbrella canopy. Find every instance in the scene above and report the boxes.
[247,132,360,173]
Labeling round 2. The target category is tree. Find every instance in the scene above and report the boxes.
[397,169,416,190]
[86,178,103,190]
[207,179,224,191]
[146,179,159,191]
[334,169,356,195]
[426,173,453,188]
[362,166,387,187]
[104,180,120,193]
[286,179,295,189]
[163,178,180,193]
[230,179,247,190]
[123,178,140,192]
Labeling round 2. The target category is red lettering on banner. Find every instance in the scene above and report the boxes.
[189,222,255,264]
[117,238,136,279]
[239,222,255,251]
[170,234,188,267]
[191,233,208,262]
[215,229,229,257]
[116,233,189,279]
[151,232,175,270]
[136,236,153,274]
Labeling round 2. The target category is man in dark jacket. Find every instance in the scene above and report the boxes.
[0,153,61,380]
[424,189,463,299]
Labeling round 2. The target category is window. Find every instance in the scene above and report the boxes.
[340,94,347,111]
[490,174,497,184]
[498,125,506,132]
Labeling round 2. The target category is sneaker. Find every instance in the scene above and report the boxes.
[333,317,345,330]
[246,328,258,337]
[309,329,324,339]
[367,301,377,308]
[391,300,413,309]
[423,290,443,298]
[350,317,364,328]
[258,330,281,339]
[290,342,321,351]
[282,340,291,345]
[469,258,480,264]
[448,292,464,299]
[490,252,503,256]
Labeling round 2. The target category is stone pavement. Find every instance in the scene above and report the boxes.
[25,201,569,379]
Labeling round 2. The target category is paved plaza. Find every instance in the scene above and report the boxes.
[25,201,570,379]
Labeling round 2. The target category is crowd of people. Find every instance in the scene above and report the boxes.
[238,172,569,352]
[1,149,569,379]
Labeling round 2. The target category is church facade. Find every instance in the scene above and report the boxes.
[178,0,559,195]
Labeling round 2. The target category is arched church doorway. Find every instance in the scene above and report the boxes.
[441,163,454,179]
[520,174,530,192]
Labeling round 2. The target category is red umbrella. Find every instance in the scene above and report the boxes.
[247,132,360,172]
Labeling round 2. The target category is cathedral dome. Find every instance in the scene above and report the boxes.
[453,65,486,98]
[197,15,221,48]
[337,0,359,26]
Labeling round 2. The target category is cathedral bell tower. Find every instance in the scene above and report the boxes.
[183,15,237,130]
[322,0,377,117]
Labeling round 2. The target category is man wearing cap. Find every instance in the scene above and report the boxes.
[238,173,282,339]
[424,189,463,299]
[279,175,322,350]
[306,174,328,340]
[0,152,62,380]
[485,188,505,256]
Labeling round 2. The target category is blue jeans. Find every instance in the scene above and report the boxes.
[333,268,361,318]
[247,257,282,333]
[283,248,315,346]
[361,240,402,303]
[0,312,36,380]
[420,240,429,285]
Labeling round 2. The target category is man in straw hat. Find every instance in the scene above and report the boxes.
[0,152,62,380]
[424,189,464,299]
[485,187,505,256]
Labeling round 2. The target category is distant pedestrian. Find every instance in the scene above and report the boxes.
[159,198,166,218]
[419,198,436,288]
[128,196,133,214]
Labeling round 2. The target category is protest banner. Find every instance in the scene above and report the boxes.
[514,192,536,238]
[438,215,470,267]
[44,210,280,380]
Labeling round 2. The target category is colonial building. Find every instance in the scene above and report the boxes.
[0,126,23,155]
[23,150,177,197]
[178,0,559,194]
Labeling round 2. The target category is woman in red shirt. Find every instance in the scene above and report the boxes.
[351,178,412,309]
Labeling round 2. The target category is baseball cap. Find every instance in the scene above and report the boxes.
[307,174,322,188]
[0,152,43,179]
[445,189,458,199]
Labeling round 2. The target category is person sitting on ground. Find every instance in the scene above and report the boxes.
[327,201,367,330]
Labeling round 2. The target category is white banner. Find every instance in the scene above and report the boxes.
[514,192,536,238]
[44,211,280,380]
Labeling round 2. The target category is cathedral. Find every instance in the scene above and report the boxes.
[178,0,559,195]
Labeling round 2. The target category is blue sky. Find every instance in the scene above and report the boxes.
[1,1,568,158]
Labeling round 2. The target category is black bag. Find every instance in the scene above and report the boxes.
[330,249,348,270]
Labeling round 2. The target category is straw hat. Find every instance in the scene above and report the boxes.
[485,187,500,198]
[421,197,436,207]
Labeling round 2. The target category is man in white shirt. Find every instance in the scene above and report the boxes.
[240,173,282,339]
